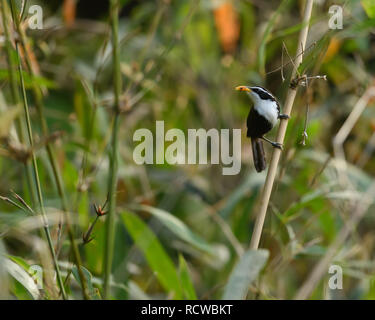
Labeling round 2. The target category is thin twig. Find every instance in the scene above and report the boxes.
[266,41,316,76]
[281,42,285,82]
[300,76,309,146]
[11,190,35,214]
[0,195,29,214]
[83,216,100,245]
[299,75,327,145]
[332,86,375,188]
[284,41,299,78]
[309,155,331,188]
[333,86,375,161]
[103,0,122,299]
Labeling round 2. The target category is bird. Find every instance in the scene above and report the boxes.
[235,85,289,172]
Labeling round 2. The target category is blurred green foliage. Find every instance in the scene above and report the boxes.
[1,0,375,300]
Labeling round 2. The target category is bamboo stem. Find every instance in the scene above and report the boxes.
[9,1,90,299]
[249,0,314,250]
[103,0,122,299]
[0,0,37,205]
[15,40,67,300]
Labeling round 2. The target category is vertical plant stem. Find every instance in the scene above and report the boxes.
[249,0,314,250]
[103,0,122,299]
[9,2,90,299]
[0,0,37,205]
[15,41,67,300]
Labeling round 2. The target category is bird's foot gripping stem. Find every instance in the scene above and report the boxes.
[261,136,284,150]
[270,142,283,150]
[279,113,290,120]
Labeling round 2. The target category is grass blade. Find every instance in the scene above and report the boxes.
[135,204,216,255]
[4,258,40,300]
[179,254,197,300]
[222,249,269,300]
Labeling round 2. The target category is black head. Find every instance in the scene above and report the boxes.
[235,85,276,102]
[249,86,276,102]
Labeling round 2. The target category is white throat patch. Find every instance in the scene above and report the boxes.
[247,91,278,126]
[254,100,278,127]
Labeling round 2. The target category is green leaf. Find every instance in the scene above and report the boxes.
[73,82,94,140]
[178,255,197,300]
[0,69,57,89]
[282,187,328,221]
[71,266,101,299]
[135,205,216,255]
[271,19,311,41]
[222,249,269,300]
[4,257,40,299]
[367,275,375,299]
[299,245,326,256]
[0,241,9,298]
[7,255,31,272]
[297,33,331,74]
[9,0,29,19]
[361,0,375,18]
[121,211,183,299]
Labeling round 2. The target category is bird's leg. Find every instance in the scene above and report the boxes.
[261,136,283,150]
[279,113,290,120]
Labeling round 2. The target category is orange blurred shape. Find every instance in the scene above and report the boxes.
[214,2,240,53]
[323,37,341,62]
[63,0,76,28]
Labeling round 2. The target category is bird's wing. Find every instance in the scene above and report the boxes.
[276,99,281,114]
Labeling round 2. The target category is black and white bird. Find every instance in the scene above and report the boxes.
[235,85,289,172]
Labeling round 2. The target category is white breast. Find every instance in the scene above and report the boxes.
[254,100,278,127]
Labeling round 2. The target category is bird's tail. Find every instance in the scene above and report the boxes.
[251,137,266,172]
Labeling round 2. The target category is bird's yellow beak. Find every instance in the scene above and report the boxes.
[235,86,251,92]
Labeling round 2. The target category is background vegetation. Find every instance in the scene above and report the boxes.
[1,0,375,299]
